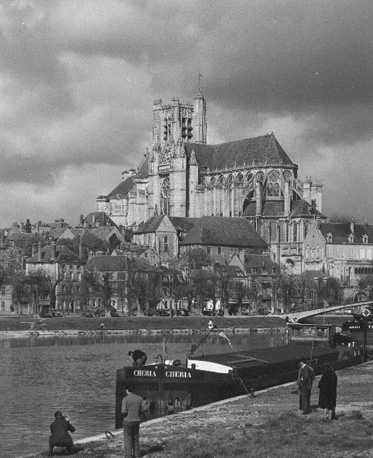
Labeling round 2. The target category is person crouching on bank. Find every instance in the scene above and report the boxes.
[49,411,81,456]
[122,385,145,458]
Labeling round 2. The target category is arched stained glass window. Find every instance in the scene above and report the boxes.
[160,177,170,215]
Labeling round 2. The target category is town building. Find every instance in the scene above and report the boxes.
[179,216,267,262]
[25,242,84,313]
[85,254,172,314]
[85,255,129,312]
[0,284,14,315]
[303,221,373,287]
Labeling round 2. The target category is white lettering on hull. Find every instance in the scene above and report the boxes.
[165,371,192,379]
[132,369,192,379]
[133,369,157,377]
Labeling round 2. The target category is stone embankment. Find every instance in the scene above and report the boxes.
[22,361,373,458]
[0,315,287,340]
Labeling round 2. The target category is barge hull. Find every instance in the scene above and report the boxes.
[115,342,361,428]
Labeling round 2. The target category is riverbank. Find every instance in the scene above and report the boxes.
[0,315,286,333]
[23,361,373,457]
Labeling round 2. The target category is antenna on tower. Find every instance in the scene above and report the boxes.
[198,72,203,94]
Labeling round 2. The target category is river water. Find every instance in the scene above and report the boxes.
[1,332,286,457]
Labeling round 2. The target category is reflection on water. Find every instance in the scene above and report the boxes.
[1,333,285,456]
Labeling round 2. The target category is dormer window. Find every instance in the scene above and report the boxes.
[326,233,333,243]
[363,234,369,244]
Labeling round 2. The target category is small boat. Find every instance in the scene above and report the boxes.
[114,323,362,428]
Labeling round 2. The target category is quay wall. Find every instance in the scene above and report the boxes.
[0,326,287,341]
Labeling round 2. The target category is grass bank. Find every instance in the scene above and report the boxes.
[23,362,373,457]
[0,315,285,332]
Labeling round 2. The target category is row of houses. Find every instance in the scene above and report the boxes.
[2,209,373,316]
[0,212,282,315]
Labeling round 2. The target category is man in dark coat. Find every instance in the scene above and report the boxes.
[122,385,145,458]
[297,360,315,414]
[49,411,76,456]
[318,365,338,420]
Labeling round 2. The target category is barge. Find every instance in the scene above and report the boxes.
[115,323,362,428]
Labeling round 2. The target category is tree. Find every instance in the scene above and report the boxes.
[79,272,91,310]
[179,248,212,270]
[79,271,103,309]
[319,277,342,306]
[11,270,51,314]
[103,273,112,309]
[190,269,217,309]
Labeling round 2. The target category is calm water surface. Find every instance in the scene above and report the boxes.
[1,333,285,456]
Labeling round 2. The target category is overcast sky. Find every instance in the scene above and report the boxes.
[0,0,372,226]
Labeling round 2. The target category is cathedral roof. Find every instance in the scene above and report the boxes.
[243,201,284,217]
[137,157,149,178]
[135,215,167,234]
[169,217,199,233]
[180,216,267,249]
[108,176,135,199]
[84,211,117,227]
[242,198,324,218]
[186,133,294,171]
[290,200,324,218]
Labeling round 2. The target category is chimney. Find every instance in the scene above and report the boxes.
[284,181,290,216]
[51,241,56,260]
[255,181,262,216]
[37,241,42,262]
[79,231,84,261]
[31,243,38,258]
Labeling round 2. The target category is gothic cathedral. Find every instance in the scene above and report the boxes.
[97,91,323,269]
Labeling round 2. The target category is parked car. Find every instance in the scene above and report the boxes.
[51,310,63,317]
[110,309,121,317]
[176,308,189,316]
[39,310,52,318]
[157,308,170,316]
[202,299,224,316]
[143,309,156,317]
[202,299,215,316]
[82,310,94,318]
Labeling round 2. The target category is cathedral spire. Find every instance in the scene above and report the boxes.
[192,75,207,144]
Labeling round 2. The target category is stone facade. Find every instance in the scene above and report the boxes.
[303,221,373,287]
[97,93,323,270]
[0,284,14,315]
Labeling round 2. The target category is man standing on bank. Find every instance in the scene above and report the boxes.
[122,385,145,458]
[297,360,315,414]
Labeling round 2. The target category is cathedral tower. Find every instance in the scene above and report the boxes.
[152,98,194,145]
[192,91,207,144]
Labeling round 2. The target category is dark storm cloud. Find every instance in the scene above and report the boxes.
[52,0,373,146]
[0,116,147,185]
[0,0,373,222]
